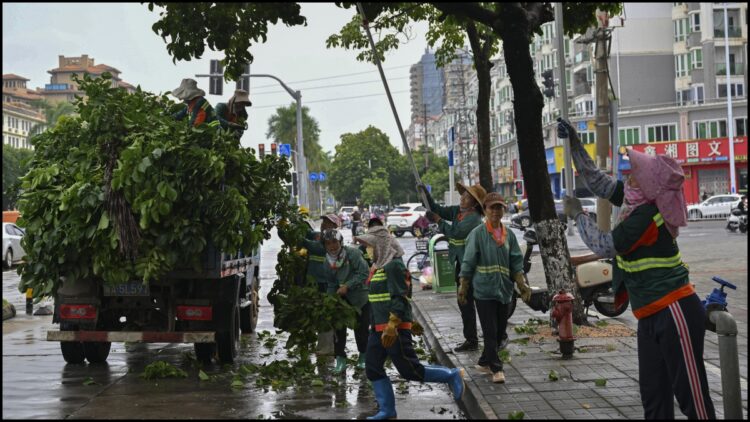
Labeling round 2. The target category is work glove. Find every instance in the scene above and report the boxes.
[458,277,471,306]
[557,118,581,146]
[411,321,424,336]
[336,284,349,297]
[513,273,532,304]
[296,247,308,258]
[563,196,584,220]
[381,313,401,348]
[425,210,441,223]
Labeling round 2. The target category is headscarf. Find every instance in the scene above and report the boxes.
[626,149,687,237]
[355,225,403,269]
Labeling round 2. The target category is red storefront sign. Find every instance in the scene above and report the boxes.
[627,136,748,164]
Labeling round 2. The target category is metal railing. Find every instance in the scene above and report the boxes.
[714,27,742,38]
[716,62,745,76]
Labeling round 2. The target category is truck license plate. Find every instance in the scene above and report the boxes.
[103,281,150,296]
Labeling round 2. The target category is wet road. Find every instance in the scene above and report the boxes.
[2,228,464,419]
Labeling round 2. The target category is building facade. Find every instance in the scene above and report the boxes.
[38,54,135,105]
[3,74,45,150]
[407,49,444,152]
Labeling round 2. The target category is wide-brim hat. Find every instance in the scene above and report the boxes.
[231,89,252,107]
[628,148,687,229]
[171,78,205,101]
[483,192,507,209]
[456,182,487,206]
[321,213,341,228]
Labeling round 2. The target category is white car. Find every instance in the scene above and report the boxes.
[386,203,427,237]
[687,194,742,220]
[3,222,26,269]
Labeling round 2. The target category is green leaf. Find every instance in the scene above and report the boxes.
[97,213,109,230]
[83,377,98,386]
[508,411,525,420]
[595,378,607,387]
[138,157,152,173]
[231,379,244,389]
[310,379,324,387]
[198,370,210,381]
[548,370,559,381]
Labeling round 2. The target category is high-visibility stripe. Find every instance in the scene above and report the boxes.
[616,252,682,273]
[207,120,220,127]
[449,238,466,246]
[653,213,664,227]
[309,255,325,263]
[368,293,390,302]
[476,265,509,275]
[373,322,412,332]
[632,283,694,319]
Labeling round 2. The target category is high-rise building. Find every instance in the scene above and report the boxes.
[38,55,136,105]
[407,49,444,152]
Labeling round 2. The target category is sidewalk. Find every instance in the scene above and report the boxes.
[411,288,739,420]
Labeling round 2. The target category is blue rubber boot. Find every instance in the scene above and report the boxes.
[423,366,465,401]
[367,378,397,420]
[333,356,348,374]
[357,354,367,370]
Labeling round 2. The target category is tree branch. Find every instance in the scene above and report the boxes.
[524,3,554,29]
[431,3,503,33]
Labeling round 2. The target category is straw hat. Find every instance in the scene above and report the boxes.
[456,182,487,206]
[483,192,507,209]
[171,78,205,101]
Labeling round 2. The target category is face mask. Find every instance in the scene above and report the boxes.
[624,183,647,206]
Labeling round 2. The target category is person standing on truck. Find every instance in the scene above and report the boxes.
[417,182,489,353]
[319,229,370,373]
[171,78,220,128]
[355,228,465,420]
[459,193,531,384]
[559,118,715,420]
[216,89,251,138]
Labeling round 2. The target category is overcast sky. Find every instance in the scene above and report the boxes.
[3,3,433,160]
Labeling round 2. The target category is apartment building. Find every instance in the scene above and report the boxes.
[38,54,136,105]
[2,74,45,150]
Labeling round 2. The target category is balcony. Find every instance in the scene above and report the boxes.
[714,27,742,38]
[715,62,745,76]
[575,51,590,64]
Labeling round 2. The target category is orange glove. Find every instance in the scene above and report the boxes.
[381,313,401,348]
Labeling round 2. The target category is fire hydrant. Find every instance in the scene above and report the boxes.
[551,290,575,358]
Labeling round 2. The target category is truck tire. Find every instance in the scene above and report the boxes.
[240,279,259,334]
[83,341,111,364]
[60,322,85,364]
[194,342,216,364]
[217,302,240,363]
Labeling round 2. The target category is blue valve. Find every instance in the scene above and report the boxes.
[702,276,737,311]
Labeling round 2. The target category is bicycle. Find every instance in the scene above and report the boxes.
[406,237,432,284]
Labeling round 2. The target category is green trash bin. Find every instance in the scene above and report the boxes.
[428,234,456,293]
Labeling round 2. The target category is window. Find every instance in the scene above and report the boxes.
[693,120,727,139]
[579,131,596,144]
[647,124,678,142]
[689,12,701,32]
[675,53,691,77]
[735,118,746,137]
[693,84,705,104]
[673,18,688,42]
[619,127,641,146]
[691,48,702,69]
[718,83,744,98]
[677,89,692,106]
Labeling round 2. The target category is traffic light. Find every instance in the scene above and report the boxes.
[270,143,277,156]
[541,69,555,98]
[514,180,524,196]
[209,59,223,96]
[258,143,265,158]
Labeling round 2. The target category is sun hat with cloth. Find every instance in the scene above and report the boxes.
[171,78,206,101]
[483,192,507,209]
[229,89,252,108]
[321,213,341,228]
[354,225,403,269]
[456,182,487,207]
[627,148,687,238]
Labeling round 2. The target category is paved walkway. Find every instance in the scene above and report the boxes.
[411,288,746,420]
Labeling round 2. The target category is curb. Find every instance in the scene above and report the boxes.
[412,295,497,420]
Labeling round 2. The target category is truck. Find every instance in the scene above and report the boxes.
[46,242,261,364]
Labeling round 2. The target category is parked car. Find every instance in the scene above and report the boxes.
[3,222,26,269]
[511,201,567,229]
[386,203,427,237]
[687,194,742,220]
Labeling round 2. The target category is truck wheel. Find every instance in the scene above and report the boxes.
[60,322,85,364]
[217,303,240,363]
[83,341,111,364]
[240,280,259,334]
[194,342,216,364]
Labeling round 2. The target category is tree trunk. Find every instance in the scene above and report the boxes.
[499,9,587,325]
[467,24,494,193]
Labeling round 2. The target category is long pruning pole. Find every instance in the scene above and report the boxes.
[356,3,430,210]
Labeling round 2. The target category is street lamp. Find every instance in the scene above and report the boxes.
[195,70,309,209]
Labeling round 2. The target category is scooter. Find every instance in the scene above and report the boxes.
[726,208,747,233]
[506,228,629,319]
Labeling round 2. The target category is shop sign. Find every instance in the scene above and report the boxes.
[629,136,748,165]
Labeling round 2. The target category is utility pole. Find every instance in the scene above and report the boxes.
[424,103,429,171]
[594,14,614,231]
[555,3,574,236]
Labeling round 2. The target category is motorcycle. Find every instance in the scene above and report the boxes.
[506,228,629,319]
[726,208,747,233]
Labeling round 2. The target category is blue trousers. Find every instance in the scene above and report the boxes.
[638,294,716,419]
[365,329,425,382]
